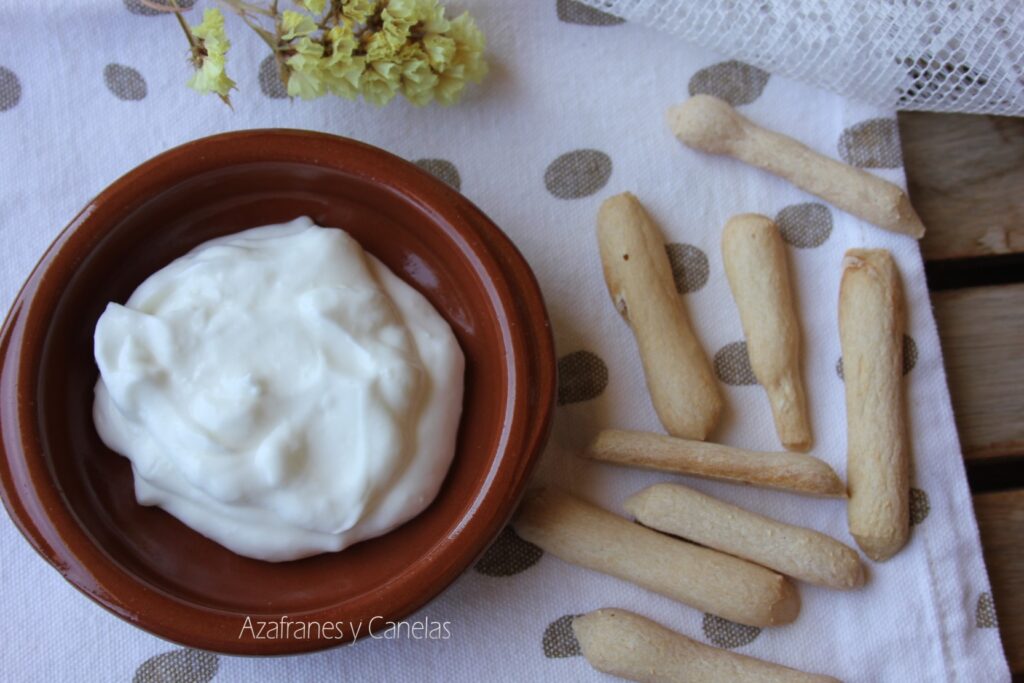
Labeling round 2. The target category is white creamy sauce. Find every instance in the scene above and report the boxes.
[93,217,464,561]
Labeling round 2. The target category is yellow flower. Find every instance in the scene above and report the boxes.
[187,8,236,99]
[434,64,466,106]
[382,0,418,24]
[281,10,318,40]
[286,37,325,99]
[360,60,401,105]
[423,12,487,106]
[322,25,365,99]
[298,0,326,14]
[448,11,487,83]
[399,50,438,106]
[326,22,358,59]
[342,0,376,24]
[422,34,455,71]
[363,2,413,60]
[415,0,450,33]
[324,55,365,98]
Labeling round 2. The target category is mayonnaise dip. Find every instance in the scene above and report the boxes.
[93,217,464,561]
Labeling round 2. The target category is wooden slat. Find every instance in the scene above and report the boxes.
[932,284,1024,460]
[899,111,1024,261]
[974,490,1024,674]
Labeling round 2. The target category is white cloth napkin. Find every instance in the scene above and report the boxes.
[0,1,1009,681]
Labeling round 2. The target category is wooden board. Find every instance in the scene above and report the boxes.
[974,490,1024,674]
[932,284,1024,460]
[900,112,1024,261]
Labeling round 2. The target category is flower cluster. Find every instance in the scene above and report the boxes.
[186,8,236,101]
[184,0,487,107]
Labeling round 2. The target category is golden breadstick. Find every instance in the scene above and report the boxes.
[667,95,925,239]
[585,429,845,497]
[597,192,722,440]
[625,483,865,590]
[573,609,841,683]
[722,214,812,451]
[512,488,799,627]
[839,249,909,561]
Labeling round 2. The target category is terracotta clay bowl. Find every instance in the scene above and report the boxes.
[0,130,555,655]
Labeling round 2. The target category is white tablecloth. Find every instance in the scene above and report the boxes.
[0,1,1009,681]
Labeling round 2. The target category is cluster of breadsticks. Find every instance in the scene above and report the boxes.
[522,96,916,682]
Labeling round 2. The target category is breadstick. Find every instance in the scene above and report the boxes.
[585,429,845,497]
[513,488,799,627]
[839,249,909,561]
[625,483,865,590]
[667,95,925,239]
[573,609,841,683]
[597,192,722,440]
[722,214,812,451]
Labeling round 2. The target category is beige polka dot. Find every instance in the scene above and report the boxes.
[475,526,543,576]
[556,0,624,26]
[0,67,21,112]
[544,150,612,199]
[976,592,998,628]
[909,487,930,526]
[838,118,902,168]
[665,243,710,293]
[133,649,218,683]
[688,60,770,106]
[258,55,288,99]
[124,0,195,15]
[714,341,757,386]
[776,203,832,248]
[837,334,918,380]
[414,158,462,191]
[543,614,582,658]
[903,335,918,373]
[702,613,760,648]
[558,350,609,405]
[104,64,147,101]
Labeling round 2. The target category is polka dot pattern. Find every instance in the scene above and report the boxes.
[702,614,761,648]
[124,0,196,16]
[837,334,918,380]
[0,66,22,111]
[903,335,919,374]
[688,60,770,106]
[474,526,543,576]
[665,243,710,293]
[104,64,147,101]
[544,149,611,199]
[838,118,902,168]
[258,55,288,99]
[776,203,833,248]
[557,350,609,405]
[556,0,624,26]
[714,341,757,386]
[909,488,930,526]
[976,592,998,628]
[542,614,582,658]
[133,649,218,683]
[415,158,462,191]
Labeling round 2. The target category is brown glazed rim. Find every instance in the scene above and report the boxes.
[0,130,556,655]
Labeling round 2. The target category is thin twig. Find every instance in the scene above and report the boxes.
[138,0,188,13]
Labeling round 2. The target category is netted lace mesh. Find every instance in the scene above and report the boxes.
[579,0,1024,115]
